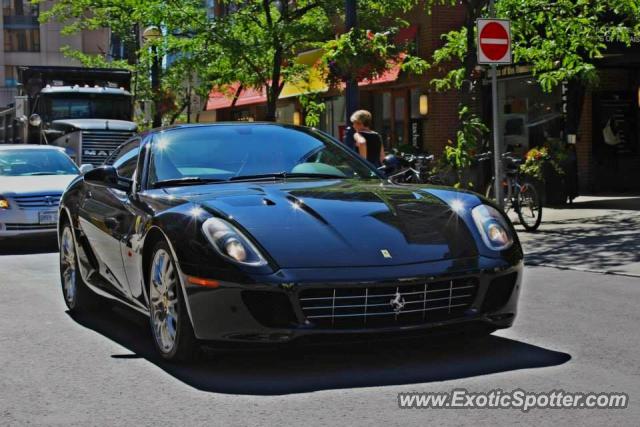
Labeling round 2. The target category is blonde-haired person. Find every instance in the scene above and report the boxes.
[350,110,385,167]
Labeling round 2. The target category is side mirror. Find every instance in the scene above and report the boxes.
[84,166,132,192]
[79,164,94,174]
[29,114,42,127]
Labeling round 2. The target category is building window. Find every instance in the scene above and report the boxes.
[498,76,563,156]
[3,0,39,17]
[4,28,40,52]
[3,0,40,52]
[4,65,17,87]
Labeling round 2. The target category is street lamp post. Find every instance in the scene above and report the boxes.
[143,26,162,128]
[344,0,358,151]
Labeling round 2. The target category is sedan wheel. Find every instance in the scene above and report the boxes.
[59,224,99,311]
[148,240,197,361]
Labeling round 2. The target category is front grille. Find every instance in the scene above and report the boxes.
[12,194,61,209]
[5,223,56,231]
[81,130,134,166]
[299,277,479,329]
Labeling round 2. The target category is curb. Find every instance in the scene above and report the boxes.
[525,261,640,278]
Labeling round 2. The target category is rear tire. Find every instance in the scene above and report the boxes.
[59,223,101,312]
[148,239,197,362]
[516,181,542,231]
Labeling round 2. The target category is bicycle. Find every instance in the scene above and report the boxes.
[484,152,543,232]
[385,152,445,185]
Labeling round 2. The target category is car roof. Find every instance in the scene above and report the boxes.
[145,122,311,137]
[0,144,65,151]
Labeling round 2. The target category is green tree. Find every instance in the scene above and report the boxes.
[196,0,423,121]
[39,0,424,124]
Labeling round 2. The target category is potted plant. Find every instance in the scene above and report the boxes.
[520,143,566,206]
[323,29,395,87]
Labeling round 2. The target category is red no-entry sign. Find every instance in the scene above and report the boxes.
[477,19,511,64]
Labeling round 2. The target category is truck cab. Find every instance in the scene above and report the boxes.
[18,66,137,166]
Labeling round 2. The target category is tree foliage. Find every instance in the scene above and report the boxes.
[424,0,640,92]
[38,0,424,123]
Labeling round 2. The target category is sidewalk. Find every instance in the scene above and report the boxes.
[513,195,640,277]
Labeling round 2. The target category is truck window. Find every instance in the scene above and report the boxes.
[40,94,132,122]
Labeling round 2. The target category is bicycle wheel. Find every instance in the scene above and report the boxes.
[516,181,542,231]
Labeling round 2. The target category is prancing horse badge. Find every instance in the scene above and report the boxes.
[381,249,392,259]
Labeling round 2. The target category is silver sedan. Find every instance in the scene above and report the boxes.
[0,145,79,238]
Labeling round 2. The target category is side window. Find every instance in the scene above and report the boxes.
[112,139,140,179]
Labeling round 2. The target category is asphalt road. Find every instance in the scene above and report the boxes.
[1,237,639,426]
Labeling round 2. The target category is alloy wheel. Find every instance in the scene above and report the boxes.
[149,249,180,353]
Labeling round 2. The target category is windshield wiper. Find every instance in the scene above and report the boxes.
[229,172,347,182]
[27,172,58,176]
[152,177,226,188]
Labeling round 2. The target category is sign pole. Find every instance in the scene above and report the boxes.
[478,0,510,208]
[491,64,502,208]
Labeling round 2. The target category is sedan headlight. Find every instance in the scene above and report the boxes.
[202,217,267,266]
[0,196,9,209]
[471,204,513,251]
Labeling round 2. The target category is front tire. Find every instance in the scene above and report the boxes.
[148,240,197,362]
[59,224,100,311]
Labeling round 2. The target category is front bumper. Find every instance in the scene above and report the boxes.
[180,256,523,343]
[0,208,58,237]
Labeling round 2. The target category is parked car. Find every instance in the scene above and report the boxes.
[0,145,79,239]
[58,123,524,362]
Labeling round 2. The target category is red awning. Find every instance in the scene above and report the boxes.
[206,84,268,110]
[358,62,402,87]
[206,51,408,111]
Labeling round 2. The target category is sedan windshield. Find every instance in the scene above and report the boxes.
[149,125,380,187]
[0,149,79,176]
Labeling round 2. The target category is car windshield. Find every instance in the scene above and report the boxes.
[0,149,79,176]
[148,125,380,186]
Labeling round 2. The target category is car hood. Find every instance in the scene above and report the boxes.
[0,174,77,196]
[51,119,137,131]
[164,180,480,269]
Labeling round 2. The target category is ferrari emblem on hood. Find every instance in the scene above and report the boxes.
[381,249,392,258]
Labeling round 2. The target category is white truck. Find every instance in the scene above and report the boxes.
[0,66,137,167]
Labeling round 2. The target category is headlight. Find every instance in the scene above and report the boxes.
[471,204,513,251]
[0,196,9,209]
[202,217,267,266]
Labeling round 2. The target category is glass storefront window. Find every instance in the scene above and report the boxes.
[319,96,345,139]
[276,103,294,124]
[410,88,422,119]
[372,92,392,148]
[499,76,563,156]
[394,95,406,146]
